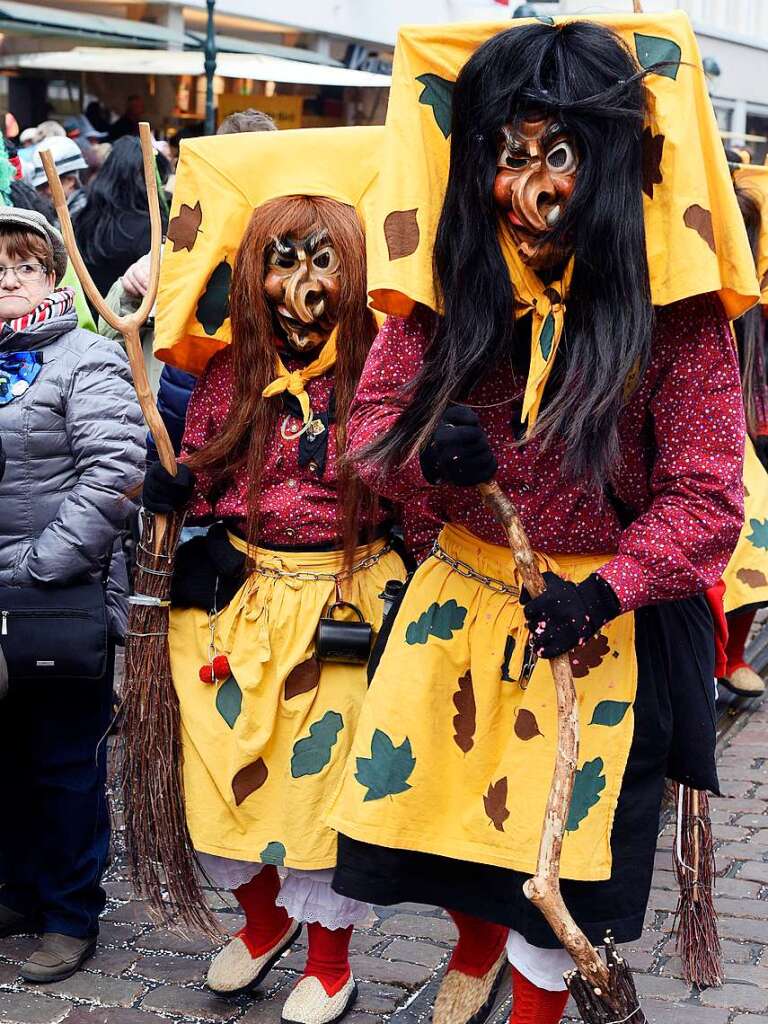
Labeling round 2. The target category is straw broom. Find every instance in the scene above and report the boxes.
[479,480,646,1023]
[41,126,218,936]
[673,785,722,988]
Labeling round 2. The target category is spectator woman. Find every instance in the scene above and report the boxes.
[74,136,169,300]
[0,208,144,983]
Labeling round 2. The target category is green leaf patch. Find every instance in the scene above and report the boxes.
[196,260,231,336]
[634,33,681,80]
[260,841,286,866]
[405,599,467,645]
[416,73,455,139]
[590,700,631,727]
[356,729,416,802]
[566,757,606,832]
[291,711,344,778]
[748,517,768,551]
[215,674,242,729]
[539,312,555,361]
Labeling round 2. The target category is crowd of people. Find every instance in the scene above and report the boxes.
[0,11,767,1024]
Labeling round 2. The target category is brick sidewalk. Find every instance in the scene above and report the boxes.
[1,698,768,1024]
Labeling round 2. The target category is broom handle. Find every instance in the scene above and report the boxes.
[478,480,611,991]
[691,788,701,904]
[40,123,175,478]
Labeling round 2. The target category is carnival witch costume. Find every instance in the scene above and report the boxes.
[326,12,759,1024]
[719,158,768,697]
[145,126,410,1024]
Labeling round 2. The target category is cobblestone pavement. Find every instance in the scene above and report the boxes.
[2,697,768,1023]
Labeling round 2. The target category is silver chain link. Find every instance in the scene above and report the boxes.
[431,541,520,597]
[249,544,392,585]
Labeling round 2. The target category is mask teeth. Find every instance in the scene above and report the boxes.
[545,205,561,227]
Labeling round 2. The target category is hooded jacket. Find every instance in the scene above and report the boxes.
[0,308,145,638]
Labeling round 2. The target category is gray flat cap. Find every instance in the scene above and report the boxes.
[0,207,68,283]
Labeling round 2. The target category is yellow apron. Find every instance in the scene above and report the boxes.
[169,537,405,870]
[723,437,768,614]
[328,525,637,883]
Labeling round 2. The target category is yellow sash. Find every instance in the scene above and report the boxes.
[261,331,337,424]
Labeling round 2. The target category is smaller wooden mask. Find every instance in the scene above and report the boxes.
[264,229,341,352]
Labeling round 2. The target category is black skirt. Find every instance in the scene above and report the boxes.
[333,595,717,948]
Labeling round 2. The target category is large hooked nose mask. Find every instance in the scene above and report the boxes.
[264,230,341,353]
[493,114,578,270]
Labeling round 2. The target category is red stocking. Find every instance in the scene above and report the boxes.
[510,967,569,1024]
[304,922,353,996]
[726,608,756,675]
[234,866,292,958]
[446,909,508,977]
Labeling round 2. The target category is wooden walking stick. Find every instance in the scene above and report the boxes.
[478,480,646,1024]
[42,125,218,936]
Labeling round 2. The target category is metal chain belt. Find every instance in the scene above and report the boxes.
[431,541,520,597]
[249,544,392,584]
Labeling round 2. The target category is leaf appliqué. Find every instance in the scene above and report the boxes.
[215,674,242,729]
[747,517,768,550]
[384,209,420,261]
[232,758,268,805]
[736,567,768,589]
[634,33,681,80]
[260,841,286,866]
[291,711,344,778]
[405,599,467,645]
[514,708,543,741]
[452,671,476,753]
[590,701,631,728]
[484,777,509,832]
[167,200,202,252]
[566,757,607,832]
[416,73,455,138]
[683,205,716,253]
[355,729,416,802]
[284,656,321,700]
[539,312,555,361]
[641,128,664,199]
[569,633,610,679]
[196,260,232,335]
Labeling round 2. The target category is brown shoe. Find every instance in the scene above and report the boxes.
[20,932,96,983]
[0,903,38,938]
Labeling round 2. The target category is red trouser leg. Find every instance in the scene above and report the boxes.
[725,608,757,675]
[509,967,569,1024]
[446,909,508,977]
[303,922,353,996]
[233,866,292,958]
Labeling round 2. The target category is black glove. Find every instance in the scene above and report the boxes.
[520,572,621,659]
[171,523,246,610]
[142,461,195,514]
[419,404,497,487]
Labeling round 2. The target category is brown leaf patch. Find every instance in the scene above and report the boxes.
[285,657,321,700]
[514,708,543,741]
[569,633,610,678]
[167,200,202,253]
[744,482,751,499]
[761,269,768,292]
[736,567,768,589]
[684,204,716,253]
[232,758,268,806]
[452,671,476,753]
[483,777,509,832]
[641,128,664,199]
[384,209,420,261]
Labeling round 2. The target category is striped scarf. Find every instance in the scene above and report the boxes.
[6,286,75,334]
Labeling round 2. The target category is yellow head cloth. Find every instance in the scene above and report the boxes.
[734,163,768,305]
[154,126,383,376]
[368,10,760,428]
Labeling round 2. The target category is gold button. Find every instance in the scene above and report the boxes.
[287,478,298,488]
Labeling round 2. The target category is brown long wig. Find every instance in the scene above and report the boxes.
[185,195,378,561]
[733,179,767,439]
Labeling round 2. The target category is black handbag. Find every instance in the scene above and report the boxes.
[0,578,109,681]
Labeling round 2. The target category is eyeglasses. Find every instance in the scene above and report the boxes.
[0,263,49,285]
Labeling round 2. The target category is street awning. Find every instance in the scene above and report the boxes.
[0,47,392,87]
[0,1,186,47]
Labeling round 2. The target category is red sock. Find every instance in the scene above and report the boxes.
[726,609,757,674]
[510,967,569,1024]
[303,922,353,996]
[234,866,292,958]
[446,909,508,978]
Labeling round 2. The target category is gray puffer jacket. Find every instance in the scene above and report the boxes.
[0,309,145,638]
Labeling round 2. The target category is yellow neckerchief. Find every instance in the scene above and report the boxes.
[261,329,338,424]
[497,226,574,429]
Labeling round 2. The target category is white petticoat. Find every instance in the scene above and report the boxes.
[196,853,368,930]
[506,929,572,992]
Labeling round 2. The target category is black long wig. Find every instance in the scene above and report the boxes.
[357,20,654,487]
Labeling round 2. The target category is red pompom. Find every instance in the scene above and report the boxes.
[199,664,214,684]
[212,654,231,679]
